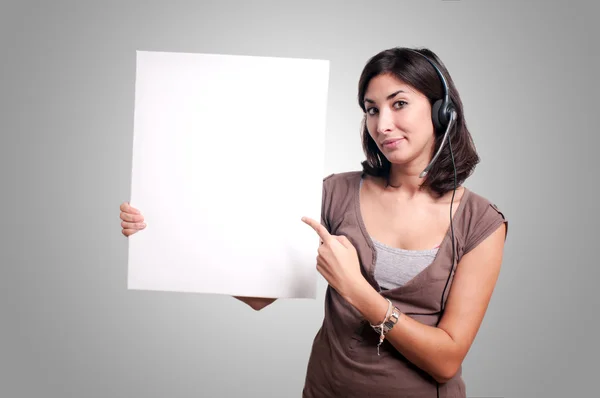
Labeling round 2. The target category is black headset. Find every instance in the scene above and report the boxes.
[410,49,457,180]
[406,48,458,398]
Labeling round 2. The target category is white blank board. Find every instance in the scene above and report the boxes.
[127,50,330,299]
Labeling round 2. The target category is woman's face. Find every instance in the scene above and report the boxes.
[363,73,435,168]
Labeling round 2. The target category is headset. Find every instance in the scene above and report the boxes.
[405,48,458,398]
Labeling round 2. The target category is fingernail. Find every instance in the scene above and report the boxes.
[140,223,146,228]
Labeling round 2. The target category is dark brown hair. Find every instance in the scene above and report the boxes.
[357,47,480,198]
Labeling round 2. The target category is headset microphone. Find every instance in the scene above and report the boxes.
[405,49,457,179]
[419,110,456,178]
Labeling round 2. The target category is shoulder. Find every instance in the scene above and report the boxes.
[460,189,507,223]
[458,188,508,255]
[320,170,362,230]
[321,170,363,203]
[322,170,362,190]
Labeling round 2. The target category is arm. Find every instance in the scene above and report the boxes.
[234,296,277,311]
[345,223,507,383]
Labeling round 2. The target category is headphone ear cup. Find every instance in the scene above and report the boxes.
[431,99,444,132]
[432,99,454,132]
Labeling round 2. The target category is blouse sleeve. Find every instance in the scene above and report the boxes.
[463,202,508,255]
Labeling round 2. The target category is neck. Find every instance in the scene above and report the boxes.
[385,162,431,198]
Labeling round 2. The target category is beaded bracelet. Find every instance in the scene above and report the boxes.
[370,298,392,355]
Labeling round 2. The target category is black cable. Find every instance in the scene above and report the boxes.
[436,125,457,398]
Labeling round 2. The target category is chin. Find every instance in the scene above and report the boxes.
[381,142,430,168]
[382,150,413,165]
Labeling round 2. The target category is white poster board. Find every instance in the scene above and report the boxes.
[127,50,329,299]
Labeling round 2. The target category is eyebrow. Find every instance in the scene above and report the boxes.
[364,89,407,104]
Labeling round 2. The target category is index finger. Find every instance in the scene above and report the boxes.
[120,201,140,214]
[301,216,332,243]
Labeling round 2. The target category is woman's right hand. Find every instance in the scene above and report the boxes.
[120,201,146,237]
[119,201,275,310]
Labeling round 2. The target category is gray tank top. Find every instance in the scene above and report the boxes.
[360,177,439,290]
[372,239,439,290]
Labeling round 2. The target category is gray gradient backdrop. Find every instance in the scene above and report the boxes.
[1,0,598,397]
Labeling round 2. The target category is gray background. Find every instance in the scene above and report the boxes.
[1,0,598,397]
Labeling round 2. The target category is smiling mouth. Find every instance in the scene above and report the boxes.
[382,138,405,148]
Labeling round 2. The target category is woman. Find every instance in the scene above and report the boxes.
[119,47,508,398]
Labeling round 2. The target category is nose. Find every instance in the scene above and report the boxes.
[376,108,393,135]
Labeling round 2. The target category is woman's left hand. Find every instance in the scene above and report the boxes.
[301,216,365,299]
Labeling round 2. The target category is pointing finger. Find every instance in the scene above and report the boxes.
[301,216,332,243]
[335,235,355,250]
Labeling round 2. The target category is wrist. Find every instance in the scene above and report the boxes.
[340,275,370,304]
[344,278,389,325]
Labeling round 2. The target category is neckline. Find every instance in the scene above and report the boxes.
[353,172,470,293]
[372,238,440,255]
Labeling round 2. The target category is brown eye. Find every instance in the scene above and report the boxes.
[367,107,378,116]
[393,101,407,109]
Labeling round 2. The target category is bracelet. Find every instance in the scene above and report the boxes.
[370,299,401,355]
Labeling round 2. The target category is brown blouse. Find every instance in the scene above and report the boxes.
[302,171,508,398]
